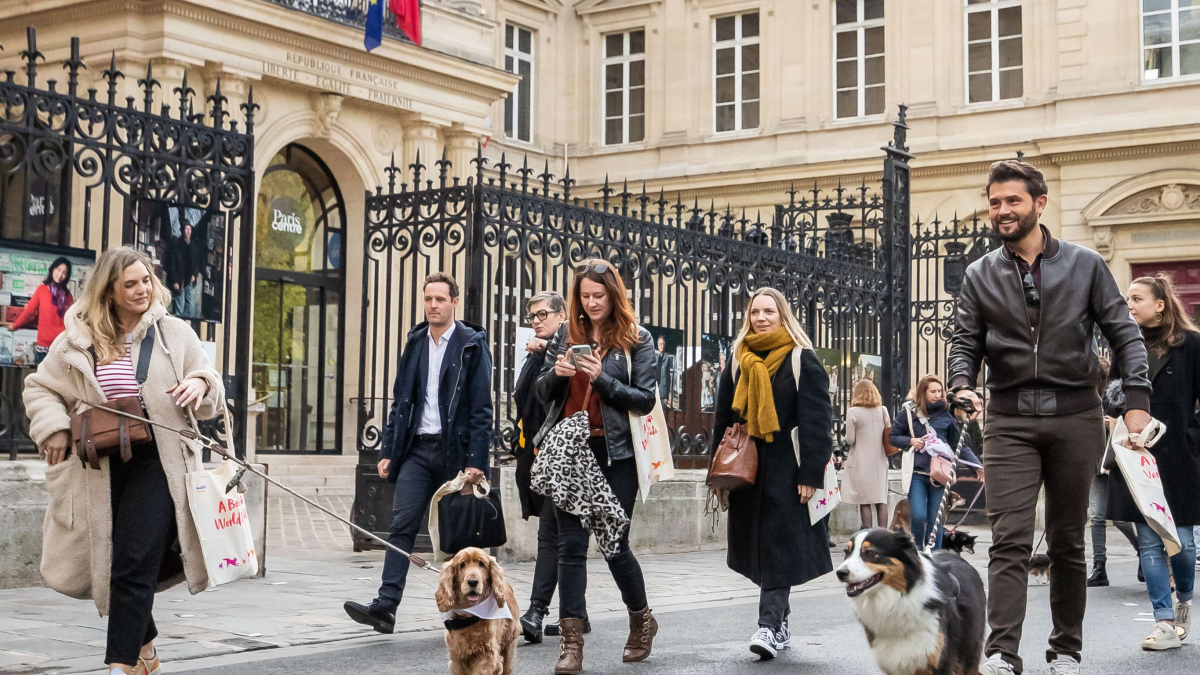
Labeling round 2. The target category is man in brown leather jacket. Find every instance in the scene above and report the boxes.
[949,160,1152,675]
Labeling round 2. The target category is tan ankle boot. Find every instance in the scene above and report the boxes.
[622,607,658,662]
[555,618,585,675]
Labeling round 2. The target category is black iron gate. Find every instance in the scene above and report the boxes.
[350,111,914,549]
[1,28,257,457]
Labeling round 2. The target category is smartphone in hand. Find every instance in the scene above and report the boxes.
[569,344,592,365]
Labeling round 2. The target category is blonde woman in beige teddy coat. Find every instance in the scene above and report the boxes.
[24,247,224,675]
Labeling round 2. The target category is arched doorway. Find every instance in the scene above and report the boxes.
[254,144,345,453]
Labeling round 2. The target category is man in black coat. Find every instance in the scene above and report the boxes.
[344,273,494,634]
[512,291,569,642]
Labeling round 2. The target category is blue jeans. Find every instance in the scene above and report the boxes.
[1136,523,1196,621]
[375,437,450,610]
[909,473,945,550]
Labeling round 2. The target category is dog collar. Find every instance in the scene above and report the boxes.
[443,615,483,631]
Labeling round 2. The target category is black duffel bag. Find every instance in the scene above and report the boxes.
[438,481,507,554]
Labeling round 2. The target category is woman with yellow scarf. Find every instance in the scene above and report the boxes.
[710,288,834,660]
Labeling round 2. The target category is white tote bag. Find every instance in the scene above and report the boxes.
[805,442,842,524]
[625,347,675,502]
[186,451,259,587]
[1111,417,1180,556]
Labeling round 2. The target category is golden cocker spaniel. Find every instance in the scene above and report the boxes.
[435,547,520,675]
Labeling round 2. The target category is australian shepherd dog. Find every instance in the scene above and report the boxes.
[836,528,986,675]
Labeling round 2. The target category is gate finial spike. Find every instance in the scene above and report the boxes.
[21,27,45,88]
[63,37,85,96]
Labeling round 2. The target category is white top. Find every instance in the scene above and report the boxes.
[95,335,140,401]
[417,322,457,435]
[439,592,513,622]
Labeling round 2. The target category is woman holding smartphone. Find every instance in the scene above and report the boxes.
[532,259,659,675]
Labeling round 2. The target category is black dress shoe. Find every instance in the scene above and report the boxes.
[344,600,396,634]
[545,617,591,636]
[1087,562,1109,587]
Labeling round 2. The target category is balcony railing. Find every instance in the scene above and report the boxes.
[262,0,413,42]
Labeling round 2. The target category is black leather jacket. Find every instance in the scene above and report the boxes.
[948,228,1151,416]
[531,326,657,461]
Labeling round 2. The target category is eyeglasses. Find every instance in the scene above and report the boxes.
[1022,272,1041,308]
[576,263,611,276]
[525,309,560,324]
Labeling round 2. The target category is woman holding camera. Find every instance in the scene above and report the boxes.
[24,247,224,675]
[532,259,658,674]
[889,374,983,550]
[710,287,833,659]
[1106,274,1200,651]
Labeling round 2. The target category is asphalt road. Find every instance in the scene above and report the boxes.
[175,559,1193,675]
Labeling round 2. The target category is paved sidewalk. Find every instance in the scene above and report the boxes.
[0,493,1140,675]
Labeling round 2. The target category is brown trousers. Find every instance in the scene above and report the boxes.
[982,407,1104,673]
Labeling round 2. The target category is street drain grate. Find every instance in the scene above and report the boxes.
[214,637,276,651]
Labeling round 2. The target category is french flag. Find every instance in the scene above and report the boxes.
[390,0,422,46]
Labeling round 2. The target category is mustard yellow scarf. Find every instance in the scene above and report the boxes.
[732,327,795,441]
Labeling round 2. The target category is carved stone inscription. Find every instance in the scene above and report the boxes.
[261,52,415,111]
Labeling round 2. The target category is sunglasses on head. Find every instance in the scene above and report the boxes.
[576,263,612,276]
[1022,272,1041,308]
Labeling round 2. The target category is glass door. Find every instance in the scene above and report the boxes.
[253,144,345,453]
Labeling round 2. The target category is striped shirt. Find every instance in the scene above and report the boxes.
[95,335,141,401]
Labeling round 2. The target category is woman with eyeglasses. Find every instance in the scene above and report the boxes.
[513,291,571,644]
[1106,274,1200,651]
[532,259,659,674]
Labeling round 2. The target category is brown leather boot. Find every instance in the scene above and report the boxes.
[555,617,585,675]
[622,607,658,662]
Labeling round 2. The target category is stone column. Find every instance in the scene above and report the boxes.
[402,118,442,187]
[444,126,480,184]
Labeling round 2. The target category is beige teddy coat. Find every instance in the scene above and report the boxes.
[23,303,225,616]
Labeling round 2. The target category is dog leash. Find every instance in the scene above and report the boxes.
[948,483,986,532]
[923,415,974,554]
[87,403,444,576]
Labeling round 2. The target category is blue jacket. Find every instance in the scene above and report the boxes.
[379,320,494,481]
[888,400,981,475]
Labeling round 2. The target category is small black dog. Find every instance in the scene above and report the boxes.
[1029,553,1051,584]
[941,529,977,555]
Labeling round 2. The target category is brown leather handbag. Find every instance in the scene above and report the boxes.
[70,326,156,470]
[881,408,902,457]
[706,422,757,492]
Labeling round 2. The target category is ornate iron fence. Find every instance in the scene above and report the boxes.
[350,110,913,548]
[1,28,257,458]
[910,212,998,386]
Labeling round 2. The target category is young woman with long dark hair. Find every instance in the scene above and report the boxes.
[1107,273,1200,651]
[532,259,659,674]
[7,256,74,364]
[709,287,834,659]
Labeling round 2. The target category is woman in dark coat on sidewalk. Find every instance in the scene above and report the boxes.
[710,287,833,660]
[1106,274,1200,650]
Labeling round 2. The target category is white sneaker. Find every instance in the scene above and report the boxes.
[1175,600,1191,640]
[979,655,1016,675]
[1049,655,1081,675]
[748,627,780,659]
[1142,621,1182,651]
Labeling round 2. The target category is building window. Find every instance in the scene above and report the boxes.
[505,24,534,143]
[713,12,760,133]
[1142,0,1200,81]
[604,30,646,145]
[834,0,885,119]
[965,0,1023,103]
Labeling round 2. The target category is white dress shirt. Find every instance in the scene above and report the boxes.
[417,322,457,435]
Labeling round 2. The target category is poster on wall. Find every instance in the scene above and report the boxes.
[134,199,226,323]
[850,353,883,387]
[700,333,733,413]
[645,325,685,410]
[813,348,844,403]
[0,244,94,366]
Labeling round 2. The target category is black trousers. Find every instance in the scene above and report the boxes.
[530,495,559,608]
[377,437,450,610]
[758,587,792,631]
[106,443,177,665]
[555,438,647,621]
